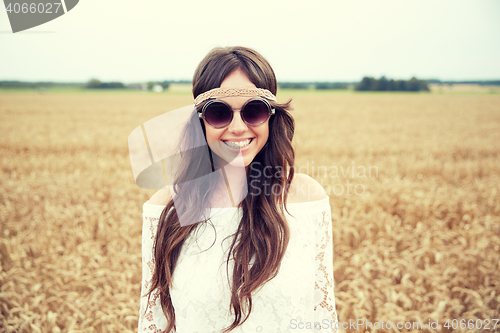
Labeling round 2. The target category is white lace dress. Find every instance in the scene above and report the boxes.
[138,196,338,333]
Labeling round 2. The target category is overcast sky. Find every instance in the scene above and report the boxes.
[0,0,499,83]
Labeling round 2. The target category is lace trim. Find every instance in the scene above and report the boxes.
[314,211,338,332]
[140,216,171,332]
[194,88,277,106]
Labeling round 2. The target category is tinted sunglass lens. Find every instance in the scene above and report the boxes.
[242,100,270,125]
[204,102,231,127]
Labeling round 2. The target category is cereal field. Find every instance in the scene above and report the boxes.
[1,89,499,332]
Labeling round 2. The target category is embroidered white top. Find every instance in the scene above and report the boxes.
[138,196,338,333]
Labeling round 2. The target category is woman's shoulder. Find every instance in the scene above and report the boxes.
[286,173,327,204]
[148,187,172,206]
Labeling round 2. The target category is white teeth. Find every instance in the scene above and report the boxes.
[224,138,252,148]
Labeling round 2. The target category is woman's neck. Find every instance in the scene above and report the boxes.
[212,155,248,208]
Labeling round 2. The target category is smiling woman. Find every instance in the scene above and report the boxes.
[201,69,272,168]
[138,46,338,333]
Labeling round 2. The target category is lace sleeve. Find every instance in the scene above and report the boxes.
[314,208,338,333]
[138,211,170,333]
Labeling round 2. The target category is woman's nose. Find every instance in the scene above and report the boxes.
[227,110,248,134]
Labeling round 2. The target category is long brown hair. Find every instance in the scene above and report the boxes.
[148,46,295,333]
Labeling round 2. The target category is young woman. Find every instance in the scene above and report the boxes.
[138,46,338,332]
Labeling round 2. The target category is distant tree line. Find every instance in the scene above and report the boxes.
[88,79,192,90]
[0,79,194,90]
[355,76,429,91]
[426,79,500,86]
[278,82,352,90]
[126,80,191,90]
[315,82,352,89]
[0,81,82,89]
[85,79,125,89]
[278,82,311,89]
[2,78,499,91]
[149,81,169,90]
[146,80,190,90]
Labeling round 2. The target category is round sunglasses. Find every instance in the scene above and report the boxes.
[198,98,275,128]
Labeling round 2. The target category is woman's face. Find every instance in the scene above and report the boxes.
[203,68,270,167]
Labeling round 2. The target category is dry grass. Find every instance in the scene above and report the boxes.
[1,90,499,332]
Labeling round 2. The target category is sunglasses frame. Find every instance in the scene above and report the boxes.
[198,97,275,129]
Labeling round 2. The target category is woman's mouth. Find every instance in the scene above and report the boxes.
[223,138,253,149]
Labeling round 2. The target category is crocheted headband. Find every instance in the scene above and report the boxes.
[194,88,276,107]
